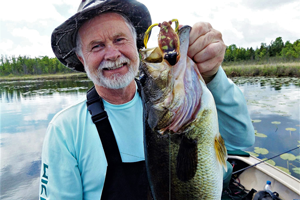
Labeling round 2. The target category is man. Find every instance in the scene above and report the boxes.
[40,0,255,199]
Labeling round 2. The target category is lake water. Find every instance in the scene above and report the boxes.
[0,77,299,199]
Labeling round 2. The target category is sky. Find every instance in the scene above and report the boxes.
[0,0,300,59]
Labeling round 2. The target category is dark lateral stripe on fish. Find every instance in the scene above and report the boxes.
[176,136,198,182]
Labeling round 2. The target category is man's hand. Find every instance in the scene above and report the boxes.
[187,22,226,83]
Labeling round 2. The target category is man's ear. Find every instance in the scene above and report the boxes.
[76,53,84,65]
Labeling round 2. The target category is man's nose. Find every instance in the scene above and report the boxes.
[104,45,121,61]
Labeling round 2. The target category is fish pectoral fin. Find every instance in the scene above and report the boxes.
[176,136,198,182]
[214,133,228,172]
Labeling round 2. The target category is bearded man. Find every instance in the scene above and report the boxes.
[39,0,254,199]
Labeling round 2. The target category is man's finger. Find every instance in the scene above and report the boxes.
[192,41,225,64]
[188,29,219,59]
[196,56,222,76]
[189,22,212,47]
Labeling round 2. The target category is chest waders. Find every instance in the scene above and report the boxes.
[86,83,152,200]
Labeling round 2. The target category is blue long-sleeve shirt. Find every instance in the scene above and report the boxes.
[39,66,255,199]
[207,67,255,150]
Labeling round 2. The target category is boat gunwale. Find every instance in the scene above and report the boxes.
[228,155,300,195]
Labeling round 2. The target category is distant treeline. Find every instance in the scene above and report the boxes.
[0,55,75,76]
[223,37,300,63]
[1,37,300,76]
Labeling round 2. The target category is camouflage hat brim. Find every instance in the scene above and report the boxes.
[51,0,152,72]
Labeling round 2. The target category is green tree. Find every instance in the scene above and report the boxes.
[269,37,284,57]
[245,47,255,60]
[224,44,237,62]
[281,41,298,59]
[255,43,268,60]
[293,39,300,57]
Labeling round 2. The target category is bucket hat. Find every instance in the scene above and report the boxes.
[51,0,152,72]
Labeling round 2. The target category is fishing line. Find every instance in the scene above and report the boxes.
[169,60,175,200]
[232,146,300,175]
[119,152,144,159]
[169,134,172,200]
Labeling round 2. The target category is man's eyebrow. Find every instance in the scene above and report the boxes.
[113,32,127,39]
[86,32,128,48]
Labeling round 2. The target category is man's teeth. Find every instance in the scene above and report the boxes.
[104,63,126,70]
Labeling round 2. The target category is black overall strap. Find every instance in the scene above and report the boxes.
[86,86,122,164]
[86,84,152,200]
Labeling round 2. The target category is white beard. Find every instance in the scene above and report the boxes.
[84,54,139,89]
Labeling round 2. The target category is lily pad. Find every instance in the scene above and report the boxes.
[275,166,291,175]
[246,151,259,157]
[255,132,267,138]
[296,155,300,160]
[262,158,276,166]
[254,147,269,155]
[280,153,296,161]
[286,128,296,131]
[292,168,300,175]
[271,121,281,125]
[252,119,262,123]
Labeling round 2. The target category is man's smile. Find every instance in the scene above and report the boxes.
[103,62,128,71]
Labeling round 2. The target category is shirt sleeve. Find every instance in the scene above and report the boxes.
[207,67,255,151]
[39,123,83,200]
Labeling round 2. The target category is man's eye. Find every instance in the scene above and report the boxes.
[115,38,124,42]
[91,44,102,51]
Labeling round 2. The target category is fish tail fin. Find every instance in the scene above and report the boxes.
[214,133,228,172]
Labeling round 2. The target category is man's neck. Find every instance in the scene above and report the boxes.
[94,80,136,105]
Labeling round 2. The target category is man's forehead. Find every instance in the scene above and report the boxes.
[78,13,128,37]
[81,12,125,30]
[78,13,133,46]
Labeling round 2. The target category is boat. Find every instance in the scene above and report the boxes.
[223,150,300,200]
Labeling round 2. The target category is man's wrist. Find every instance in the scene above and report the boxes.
[202,73,217,84]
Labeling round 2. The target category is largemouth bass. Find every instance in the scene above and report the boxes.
[139,21,228,199]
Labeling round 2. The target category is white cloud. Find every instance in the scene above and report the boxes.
[3,44,55,58]
[2,27,53,57]
[0,0,77,57]
[12,27,47,44]
[1,1,60,23]
[242,0,298,10]
[0,39,13,51]
[0,0,299,57]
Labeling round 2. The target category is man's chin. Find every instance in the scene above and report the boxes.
[95,73,135,89]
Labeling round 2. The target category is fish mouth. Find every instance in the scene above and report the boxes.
[140,26,203,134]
